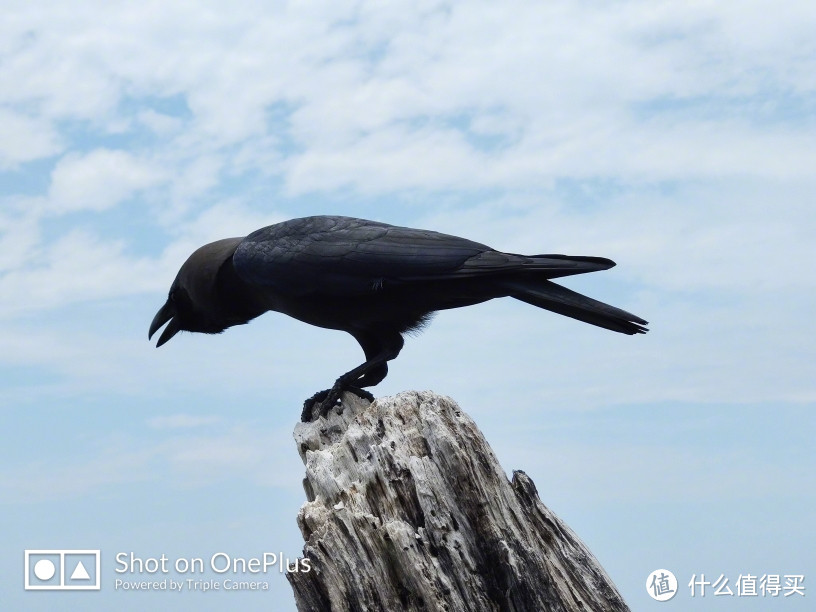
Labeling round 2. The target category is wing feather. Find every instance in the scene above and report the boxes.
[233,216,489,295]
[232,215,615,296]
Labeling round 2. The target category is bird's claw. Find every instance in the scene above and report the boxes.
[301,389,331,422]
[299,386,343,422]
[300,385,375,422]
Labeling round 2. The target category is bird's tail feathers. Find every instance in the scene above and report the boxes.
[502,279,648,335]
[524,254,616,278]
[457,252,616,280]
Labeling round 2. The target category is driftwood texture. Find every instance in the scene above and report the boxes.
[288,391,629,612]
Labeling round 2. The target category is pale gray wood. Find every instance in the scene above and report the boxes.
[288,391,630,612]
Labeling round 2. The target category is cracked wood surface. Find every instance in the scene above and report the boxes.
[287,391,630,612]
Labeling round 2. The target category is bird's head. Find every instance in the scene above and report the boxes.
[149,237,243,347]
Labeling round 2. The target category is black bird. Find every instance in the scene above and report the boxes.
[149,215,647,420]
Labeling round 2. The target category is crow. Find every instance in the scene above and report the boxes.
[149,215,647,421]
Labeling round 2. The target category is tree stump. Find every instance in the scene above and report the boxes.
[287,391,629,612]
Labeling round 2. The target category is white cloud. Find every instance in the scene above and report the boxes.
[0,203,43,272]
[0,108,62,168]
[0,0,813,188]
[0,229,159,315]
[48,149,165,213]
[284,125,496,194]
[137,109,183,135]
[166,155,225,209]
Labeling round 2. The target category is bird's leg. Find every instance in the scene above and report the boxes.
[303,332,404,421]
[352,362,388,388]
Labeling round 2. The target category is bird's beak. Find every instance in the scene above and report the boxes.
[149,301,180,347]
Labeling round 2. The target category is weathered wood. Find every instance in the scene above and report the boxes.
[287,391,630,612]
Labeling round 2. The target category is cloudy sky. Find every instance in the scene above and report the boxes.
[2,1,814,610]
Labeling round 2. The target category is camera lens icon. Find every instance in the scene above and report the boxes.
[33,559,57,580]
[25,550,100,591]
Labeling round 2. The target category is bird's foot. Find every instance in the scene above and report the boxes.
[300,385,375,422]
[301,387,343,421]
[301,389,330,422]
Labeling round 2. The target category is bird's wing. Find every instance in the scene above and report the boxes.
[233,216,492,296]
[233,216,613,296]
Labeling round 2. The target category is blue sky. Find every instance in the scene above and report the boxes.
[1,1,814,610]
